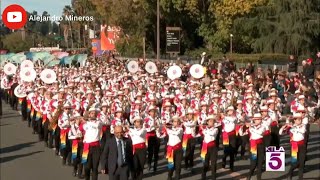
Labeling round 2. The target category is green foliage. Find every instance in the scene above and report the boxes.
[234,0,320,55]
[2,32,33,52]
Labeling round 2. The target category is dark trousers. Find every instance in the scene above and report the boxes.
[43,120,53,148]
[54,127,61,154]
[10,95,17,110]
[270,126,280,147]
[288,144,306,180]
[147,136,160,171]
[84,145,101,180]
[27,109,32,127]
[240,135,249,157]
[72,140,83,176]
[184,137,196,168]
[248,143,264,180]
[263,134,271,147]
[132,148,146,180]
[202,146,218,180]
[0,95,2,116]
[21,98,27,120]
[109,165,129,180]
[222,134,236,170]
[61,138,71,164]
[235,135,242,158]
[168,149,182,180]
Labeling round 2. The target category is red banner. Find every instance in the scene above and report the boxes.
[100,25,121,50]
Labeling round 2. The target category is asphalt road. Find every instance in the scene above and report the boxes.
[1,100,319,180]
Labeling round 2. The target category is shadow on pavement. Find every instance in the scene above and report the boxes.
[0,141,38,154]
[0,123,11,126]
[0,151,43,164]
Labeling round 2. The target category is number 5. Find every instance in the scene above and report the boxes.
[269,153,282,170]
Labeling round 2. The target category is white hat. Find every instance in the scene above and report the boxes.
[246,95,253,99]
[227,106,235,111]
[213,94,219,98]
[148,105,156,111]
[206,115,216,121]
[88,107,96,112]
[135,100,142,104]
[63,102,72,109]
[221,89,227,94]
[293,113,302,118]
[115,107,123,113]
[101,102,108,107]
[164,102,171,107]
[294,90,301,94]
[260,106,268,111]
[186,108,194,114]
[236,100,242,104]
[298,95,305,99]
[267,99,274,104]
[253,113,262,119]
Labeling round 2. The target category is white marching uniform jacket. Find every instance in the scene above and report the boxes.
[81,120,103,143]
[249,124,266,140]
[202,126,218,143]
[129,128,147,145]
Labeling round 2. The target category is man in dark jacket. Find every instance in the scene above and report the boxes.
[100,126,133,180]
[287,55,298,77]
[303,59,315,82]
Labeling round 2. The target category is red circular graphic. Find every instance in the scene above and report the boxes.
[8,67,12,71]
[173,70,177,74]
[46,74,51,78]
[195,68,199,73]
[25,72,30,76]
[2,4,27,30]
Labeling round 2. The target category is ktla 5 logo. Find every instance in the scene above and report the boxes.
[266,146,285,171]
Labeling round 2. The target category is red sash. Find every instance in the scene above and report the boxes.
[133,142,146,155]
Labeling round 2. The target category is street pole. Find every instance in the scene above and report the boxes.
[230,34,233,54]
[143,37,146,61]
[156,0,160,61]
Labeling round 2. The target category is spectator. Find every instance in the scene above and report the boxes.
[303,58,315,82]
[287,55,298,77]
[315,52,320,79]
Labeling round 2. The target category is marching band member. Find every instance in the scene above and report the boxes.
[144,105,160,172]
[98,102,111,150]
[58,101,72,165]
[182,108,196,171]
[129,116,147,180]
[68,113,84,178]
[79,107,103,180]
[261,106,272,147]
[247,113,266,180]
[201,115,219,180]
[41,90,53,148]
[221,106,237,171]
[267,99,280,147]
[162,115,183,180]
[279,113,306,180]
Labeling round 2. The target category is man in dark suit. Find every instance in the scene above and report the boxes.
[100,126,133,180]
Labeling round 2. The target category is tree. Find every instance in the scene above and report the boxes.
[234,0,320,55]
[2,32,33,52]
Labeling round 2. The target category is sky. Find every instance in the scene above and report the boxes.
[1,0,71,18]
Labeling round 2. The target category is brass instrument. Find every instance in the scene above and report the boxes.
[48,103,63,131]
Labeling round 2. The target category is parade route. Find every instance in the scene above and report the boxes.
[0,101,319,180]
